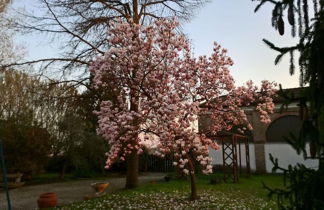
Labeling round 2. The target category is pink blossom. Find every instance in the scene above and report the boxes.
[90,18,277,177]
[183,169,189,175]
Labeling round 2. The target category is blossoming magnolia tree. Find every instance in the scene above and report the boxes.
[90,18,276,199]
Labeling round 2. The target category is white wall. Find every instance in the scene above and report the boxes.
[209,143,319,173]
[265,143,319,172]
[209,144,256,171]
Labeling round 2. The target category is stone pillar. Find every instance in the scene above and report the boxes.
[251,112,268,174]
[254,142,266,173]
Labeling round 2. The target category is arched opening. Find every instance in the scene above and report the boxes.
[266,115,302,143]
[264,114,318,172]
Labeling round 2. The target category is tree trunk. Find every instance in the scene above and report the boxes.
[125,4,140,188]
[125,150,139,189]
[59,161,67,179]
[189,171,198,200]
[188,157,198,200]
[125,99,139,189]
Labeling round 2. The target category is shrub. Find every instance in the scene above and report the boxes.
[0,119,51,176]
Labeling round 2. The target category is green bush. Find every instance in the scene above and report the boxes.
[0,120,51,175]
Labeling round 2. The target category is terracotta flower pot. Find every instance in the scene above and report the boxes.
[37,192,57,209]
[91,182,109,193]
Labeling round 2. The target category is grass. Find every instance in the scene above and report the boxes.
[55,173,284,210]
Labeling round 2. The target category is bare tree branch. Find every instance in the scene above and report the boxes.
[10,0,207,88]
[43,0,105,55]
[2,58,88,68]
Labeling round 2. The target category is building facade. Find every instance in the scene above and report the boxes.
[199,88,319,173]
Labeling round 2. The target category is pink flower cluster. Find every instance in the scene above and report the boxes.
[90,18,277,175]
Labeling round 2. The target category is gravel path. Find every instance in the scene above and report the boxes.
[0,173,166,210]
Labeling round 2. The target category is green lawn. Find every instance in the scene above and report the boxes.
[55,173,284,210]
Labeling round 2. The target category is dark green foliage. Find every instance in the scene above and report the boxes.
[253,0,324,209]
[0,119,51,175]
[264,154,324,209]
[47,86,114,178]
[52,112,108,178]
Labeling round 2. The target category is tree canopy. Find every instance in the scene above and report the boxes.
[91,18,277,199]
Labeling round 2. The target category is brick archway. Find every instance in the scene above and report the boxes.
[248,108,299,173]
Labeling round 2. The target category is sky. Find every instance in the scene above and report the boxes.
[181,0,299,88]
[11,0,300,88]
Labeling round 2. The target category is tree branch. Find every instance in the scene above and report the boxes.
[43,0,105,55]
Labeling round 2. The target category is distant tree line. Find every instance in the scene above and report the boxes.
[0,69,108,179]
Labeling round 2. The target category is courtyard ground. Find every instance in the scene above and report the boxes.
[0,173,166,210]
